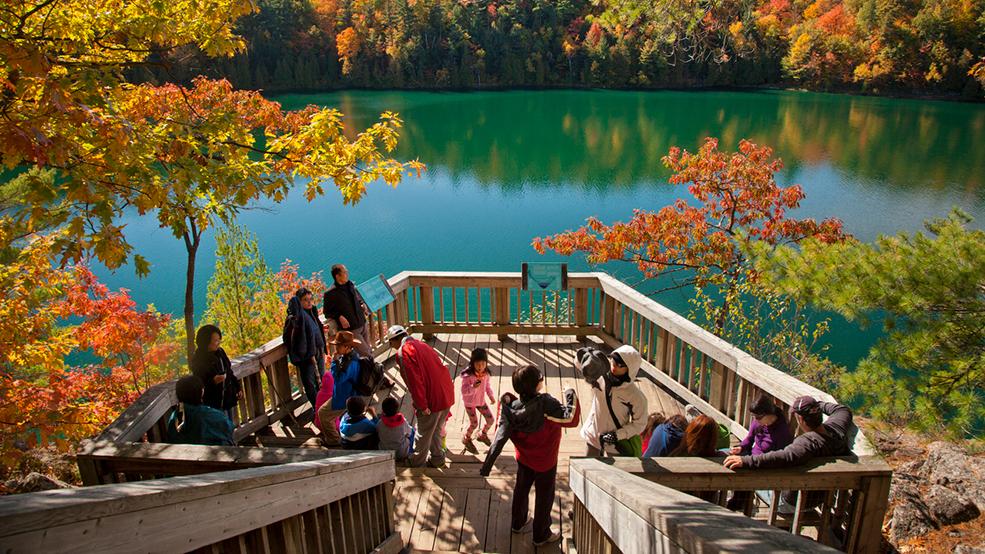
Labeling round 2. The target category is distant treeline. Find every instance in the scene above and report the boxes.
[144,0,985,97]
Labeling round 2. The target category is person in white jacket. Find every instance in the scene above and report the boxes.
[580,344,649,456]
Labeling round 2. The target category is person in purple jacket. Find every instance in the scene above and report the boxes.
[733,395,793,456]
[725,395,792,511]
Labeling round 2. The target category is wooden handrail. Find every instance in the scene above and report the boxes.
[76,440,359,484]
[591,455,891,490]
[572,455,891,553]
[0,452,400,554]
[569,457,840,553]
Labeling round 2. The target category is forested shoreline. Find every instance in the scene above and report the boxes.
[143,0,985,98]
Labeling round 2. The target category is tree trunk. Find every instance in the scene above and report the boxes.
[183,221,201,366]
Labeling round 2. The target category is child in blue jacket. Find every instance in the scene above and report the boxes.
[340,396,380,449]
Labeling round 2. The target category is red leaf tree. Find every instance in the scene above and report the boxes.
[533,138,846,332]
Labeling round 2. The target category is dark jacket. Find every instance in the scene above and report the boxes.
[190,346,240,411]
[167,403,235,446]
[741,402,853,469]
[323,281,367,330]
[481,389,580,474]
[286,296,326,366]
[642,421,686,457]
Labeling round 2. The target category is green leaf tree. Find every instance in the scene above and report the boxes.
[202,224,281,358]
[755,209,985,436]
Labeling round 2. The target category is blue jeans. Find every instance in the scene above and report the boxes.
[298,355,325,407]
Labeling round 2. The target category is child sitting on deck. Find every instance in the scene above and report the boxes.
[480,365,580,547]
[167,375,235,446]
[339,396,379,450]
[460,348,496,444]
[378,397,416,461]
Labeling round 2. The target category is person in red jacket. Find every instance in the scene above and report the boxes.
[386,325,455,467]
[480,365,580,547]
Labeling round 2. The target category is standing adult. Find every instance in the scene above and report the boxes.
[323,264,373,357]
[190,324,241,420]
[285,288,326,407]
[385,325,454,467]
[580,345,648,456]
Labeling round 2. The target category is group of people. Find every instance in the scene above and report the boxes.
[166,264,856,548]
[167,263,385,447]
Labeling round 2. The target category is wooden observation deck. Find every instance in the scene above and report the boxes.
[0,272,891,554]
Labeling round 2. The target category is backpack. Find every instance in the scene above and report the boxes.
[355,356,385,396]
[282,311,303,365]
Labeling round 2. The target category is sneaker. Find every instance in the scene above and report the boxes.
[477,432,491,444]
[426,457,446,468]
[511,519,532,534]
[684,404,702,422]
[533,532,562,546]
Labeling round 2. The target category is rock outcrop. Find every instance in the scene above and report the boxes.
[888,441,985,552]
[2,472,73,494]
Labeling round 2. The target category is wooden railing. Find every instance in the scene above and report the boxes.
[0,452,400,554]
[570,457,840,553]
[595,456,891,552]
[393,272,604,339]
[77,442,358,484]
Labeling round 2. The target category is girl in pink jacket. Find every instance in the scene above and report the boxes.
[460,348,496,443]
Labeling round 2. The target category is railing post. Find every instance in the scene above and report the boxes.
[495,287,510,341]
[601,293,616,338]
[420,286,435,340]
[847,474,892,553]
[575,288,588,342]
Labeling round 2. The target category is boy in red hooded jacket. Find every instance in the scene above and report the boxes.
[480,365,580,547]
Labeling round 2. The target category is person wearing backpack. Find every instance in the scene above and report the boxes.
[284,288,326,407]
[580,344,649,457]
[324,331,367,434]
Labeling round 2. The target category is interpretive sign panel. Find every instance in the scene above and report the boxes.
[521,262,568,291]
[357,274,396,313]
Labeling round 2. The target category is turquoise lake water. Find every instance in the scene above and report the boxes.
[97,89,985,369]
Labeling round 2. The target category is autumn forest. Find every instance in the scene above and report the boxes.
[148,0,985,97]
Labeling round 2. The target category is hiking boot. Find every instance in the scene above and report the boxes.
[533,532,562,546]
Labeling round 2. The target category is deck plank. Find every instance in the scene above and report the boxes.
[409,483,443,551]
[395,485,426,546]
[461,488,491,551]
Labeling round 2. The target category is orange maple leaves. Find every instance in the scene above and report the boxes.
[533,138,846,285]
[0,242,179,469]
